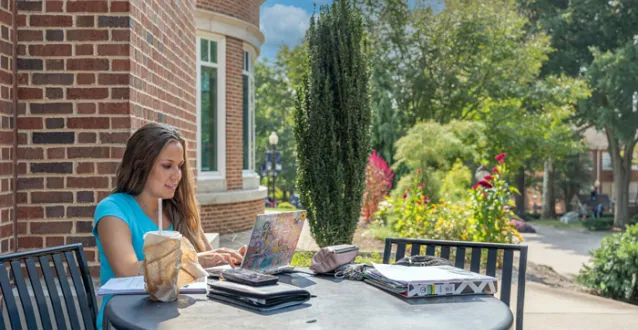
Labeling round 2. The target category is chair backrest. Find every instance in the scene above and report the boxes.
[383,238,527,330]
[0,243,97,330]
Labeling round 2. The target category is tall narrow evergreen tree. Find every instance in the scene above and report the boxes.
[294,0,371,247]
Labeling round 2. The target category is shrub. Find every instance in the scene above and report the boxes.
[468,153,522,244]
[578,224,638,303]
[277,202,297,210]
[583,217,614,231]
[361,151,394,222]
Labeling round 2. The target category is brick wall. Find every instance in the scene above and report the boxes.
[200,198,263,234]
[15,0,132,275]
[0,0,14,253]
[225,36,243,190]
[128,0,197,162]
[196,0,260,27]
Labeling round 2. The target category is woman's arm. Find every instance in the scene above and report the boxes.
[199,227,214,251]
[97,216,142,277]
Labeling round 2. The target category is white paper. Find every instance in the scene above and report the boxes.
[371,263,495,284]
[98,276,207,296]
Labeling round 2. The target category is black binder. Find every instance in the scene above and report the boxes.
[207,280,311,312]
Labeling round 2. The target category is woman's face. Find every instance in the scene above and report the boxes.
[144,140,184,199]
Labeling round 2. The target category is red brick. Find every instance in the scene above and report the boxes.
[17,206,44,220]
[78,132,96,143]
[30,15,72,27]
[17,147,44,160]
[46,206,65,218]
[111,88,128,99]
[98,44,128,56]
[68,117,109,129]
[67,59,109,71]
[31,221,73,234]
[18,88,43,100]
[97,162,119,174]
[76,162,94,174]
[99,102,128,114]
[29,44,71,56]
[112,59,129,71]
[46,177,64,189]
[17,177,43,190]
[67,29,108,41]
[67,147,109,159]
[46,59,64,70]
[32,73,74,85]
[17,117,43,129]
[20,236,43,249]
[68,236,96,248]
[75,44,93,56]
[77,103,96,114]
[67,206,96,218]
[67,88,109,100]
[46,88,63,99]
[45,236,65,247]
[46,147,65,159]
[17,1,43,11]
[31,191,73,203]
[45,1,64,12]
[100,132,129,144]
[18,30,43,41]
[111,147,125,159]
[98,73,128,85]
[76,220,94,233]
[77,73,95,85]
[67,1,108,13]
[112,29,130,41]
[110,1,129,12]
[76,15,94,27]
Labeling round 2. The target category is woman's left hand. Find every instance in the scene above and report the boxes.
[198,245,247,268]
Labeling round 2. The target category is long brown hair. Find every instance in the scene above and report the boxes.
[114,123,206,252]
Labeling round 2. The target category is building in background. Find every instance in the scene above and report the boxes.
[0,0,266,276]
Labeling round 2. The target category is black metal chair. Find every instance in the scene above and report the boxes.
[0,243,97,330]
[383,238,527,330]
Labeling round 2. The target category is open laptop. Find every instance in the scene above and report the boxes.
[207,210,307,275]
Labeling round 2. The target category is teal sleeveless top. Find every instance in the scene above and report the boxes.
[92,193,174,330]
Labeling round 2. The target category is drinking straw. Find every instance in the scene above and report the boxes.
[158,198,162,234]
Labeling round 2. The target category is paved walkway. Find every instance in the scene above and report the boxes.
[520,224,610,277]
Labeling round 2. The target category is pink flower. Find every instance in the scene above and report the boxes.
[403,193,407,199]
[493,167,499,174]
[418,183,425,189]
[478,180,493,189]
[472,183,480,190]
[417,168,422,175]
[484,174,494,181]
[422,195,429,204]
[495,153,506,164]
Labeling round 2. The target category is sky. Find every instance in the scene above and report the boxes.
[258,0,438,61]
[259,0,333,61]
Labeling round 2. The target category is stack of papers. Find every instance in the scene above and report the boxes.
[365,263,498,298]
[97,276,207,296]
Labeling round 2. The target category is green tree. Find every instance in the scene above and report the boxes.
[294,0,371,247]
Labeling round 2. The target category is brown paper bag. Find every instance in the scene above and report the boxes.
[142,231,209,302]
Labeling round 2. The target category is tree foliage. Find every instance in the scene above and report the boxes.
[294,0,371,247]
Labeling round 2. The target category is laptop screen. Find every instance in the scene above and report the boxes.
[240,210,306,272]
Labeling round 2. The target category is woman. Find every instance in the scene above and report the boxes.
[92,123,245,329]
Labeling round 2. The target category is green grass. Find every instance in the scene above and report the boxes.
[290,251,384,268]
[532,219,584,228]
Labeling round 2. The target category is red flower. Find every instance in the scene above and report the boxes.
[478,180,493,188]
[417,168,422,175]
[423,195,429,204]
[495,153,506,164]
[484,174,494,181]
[417,201,422,205]
[418,183,425,189]
[472,183,480,190]
[493,167,499,174]
[406,188,411,193]
[403,193,407,199]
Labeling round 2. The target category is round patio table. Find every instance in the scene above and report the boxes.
[104,271,513,330]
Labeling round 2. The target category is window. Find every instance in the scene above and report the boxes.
[602,152,612,170]
[197,35,225,177]
[242,47,256,172]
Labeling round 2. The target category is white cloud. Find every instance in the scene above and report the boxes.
[261,4,310,47]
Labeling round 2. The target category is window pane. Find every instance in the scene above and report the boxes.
[210,41,217,63]
[200,38,209,62]
[201,66,217,172]
[244,51,249,71]
[243,74,250,170]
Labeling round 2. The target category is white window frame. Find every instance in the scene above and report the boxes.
[242,43,257,175]
[602,151,612,171]
[196,34,226,181]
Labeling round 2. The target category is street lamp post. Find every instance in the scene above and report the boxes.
[269,132,279,207]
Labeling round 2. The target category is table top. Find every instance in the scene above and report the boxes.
[104,271,513,330]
